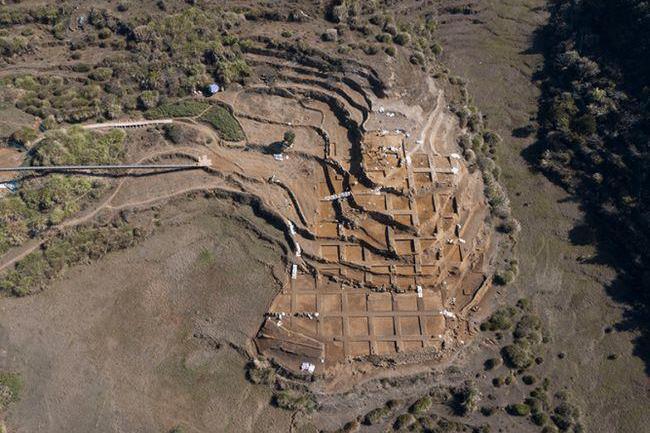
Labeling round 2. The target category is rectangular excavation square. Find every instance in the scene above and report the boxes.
[291,317,318,335]
[416,195,436,220]
[321,267,342,278]
[376,340,398,355]
[347,293,367,313]
[414,172,433,188]
[395,294,418,311]
[319,201,336,219]
[399,316,422,336]
[444,244,462,262]
[372,317,395,337]
[370,274,391,286]
[295,294,317,311]
[412,153,430,168]
[425,316,445,335]
[319,182,332,196]
[390,195,411,211]
[432,156,451,168]
[395,239,415,255]
[323,317,343,336]
[368,293,393,312]
[402,340,424,351]
[320,245,340,261]
[342,267,364,281]
[270,294,291,312]
[317,222,338,237]
[318,277,341,292]
[344,245,363,262]
[360,220,388,246]
[349,341,371,357]
[364,195,387,211]
[394,214,413,226]
[320,294,342,313]
[423,291,443,310]
[395,275,416,288]
[293,274,315,291]
[438,173,454,185]
[349,317,369,336]
[395,265,416,275]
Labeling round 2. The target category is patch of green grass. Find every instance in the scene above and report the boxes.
[0,372,23,406]
[197,248,215,266]
[199,104,245,141]
[144,99,211,119]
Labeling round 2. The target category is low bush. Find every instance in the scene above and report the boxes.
[480,307,516,331]
[272,390,317,413]
[89,67,113,81]
[363,405,391,425]
[393,413,415,430]
[409,396,432,414]
[506,403,531,416]
[501,343,534,370]
[393,32,410,45]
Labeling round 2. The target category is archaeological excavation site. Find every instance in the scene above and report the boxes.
[10,2,639,433]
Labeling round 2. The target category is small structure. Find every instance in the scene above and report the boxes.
[0,181,18,193]
[300,362,316,374]
[207,83,220,95]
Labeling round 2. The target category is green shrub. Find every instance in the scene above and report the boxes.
[480,307,516,331]
[494,269,515,285]
[506,403,531,416]
[532,411,549,426]
[484,357,501,370]
[137,90,159,110]
[375,33,392,43]
[10,126,38,148]
[200,104,245,141]
[522,375,537,385]
[514,315,543,344]
[501,343,534,369]
[0,372,23,406]
[89,67,113,81]
[72,63,91,73]
[363,406,391,425]
[551,402,580,431]
[246,365,276,385]
[272,390,317,413]
[385,46,396,56]
[409,396,432,414]
[393,32,410,45]
[451,385,479,415]
[480,406,496,416]
[393,413,415,430]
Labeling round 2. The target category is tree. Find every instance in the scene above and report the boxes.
[283,130,296,148]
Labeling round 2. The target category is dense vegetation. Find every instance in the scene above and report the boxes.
[0,5,250,127]
[0,128,124,254]
[536,0,649,360]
